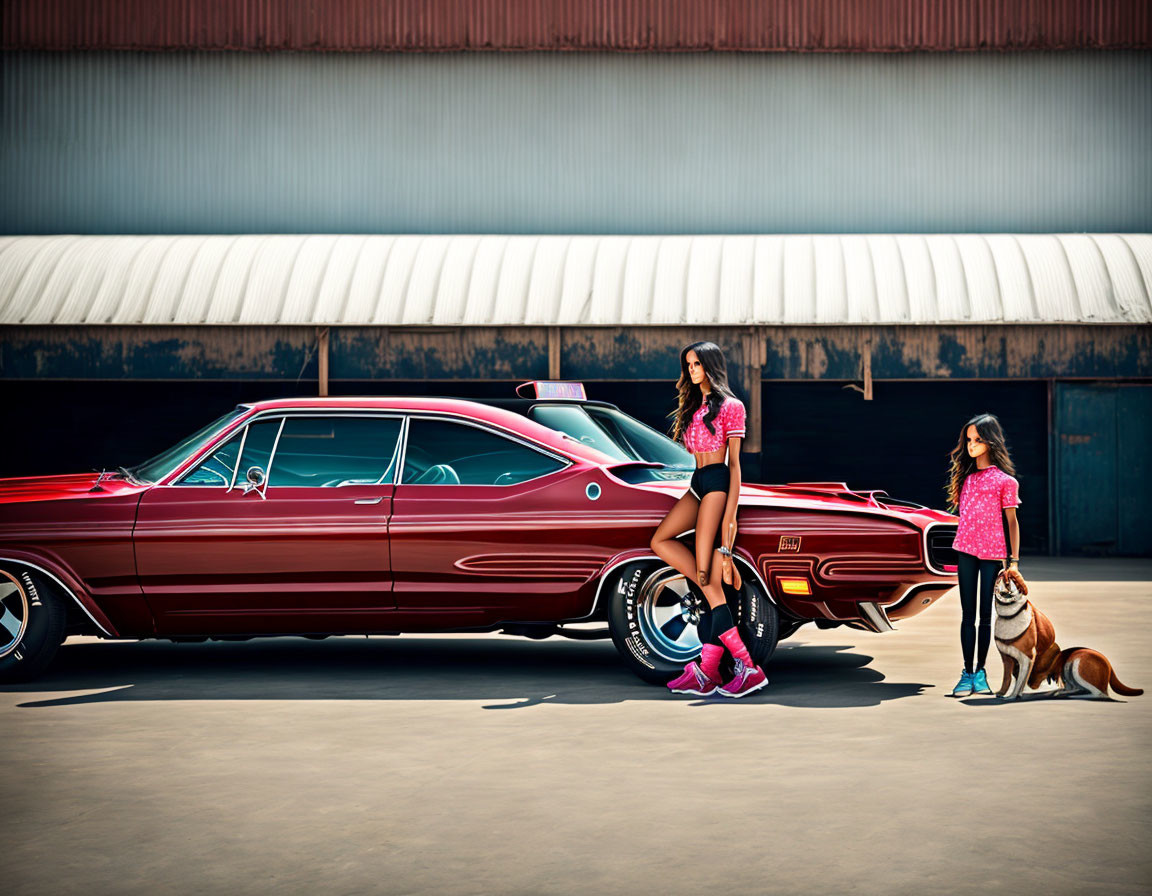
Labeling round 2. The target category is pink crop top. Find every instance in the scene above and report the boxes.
[682,398,746,453]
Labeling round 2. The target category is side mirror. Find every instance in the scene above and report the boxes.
[242,466,266,496]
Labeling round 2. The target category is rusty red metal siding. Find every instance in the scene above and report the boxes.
[4,0,1150,52]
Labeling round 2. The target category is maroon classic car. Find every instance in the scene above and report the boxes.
[0,386,958,684]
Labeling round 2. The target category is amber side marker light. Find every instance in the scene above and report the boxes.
[779,577,812,596]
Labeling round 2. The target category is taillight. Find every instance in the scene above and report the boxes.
[779,577,812,596]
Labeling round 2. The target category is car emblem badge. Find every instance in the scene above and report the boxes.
[779,535,801,552]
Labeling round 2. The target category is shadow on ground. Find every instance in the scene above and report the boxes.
[2,636,931,709]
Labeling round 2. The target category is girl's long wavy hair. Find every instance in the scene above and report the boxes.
[946,413,1016,512]
[670,341,738,442]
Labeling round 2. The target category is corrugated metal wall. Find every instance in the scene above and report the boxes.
[5,234,1150,326]
[3,51,1150,235]
[4,0,1150,52]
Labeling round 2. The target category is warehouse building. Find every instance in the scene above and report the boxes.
[2,2,1150,555]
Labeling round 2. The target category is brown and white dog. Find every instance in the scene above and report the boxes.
[993,573,1061,699]
[1046,647,1143,700]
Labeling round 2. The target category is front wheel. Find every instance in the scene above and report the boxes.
[606,560,779,684]
[0,568,67,683]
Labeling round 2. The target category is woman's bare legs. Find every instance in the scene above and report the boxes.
[693,492,727,608]
[651,490,729,609]
[650,491,702,582]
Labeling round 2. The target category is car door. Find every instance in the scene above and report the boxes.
[388,415,624,624]
[134,412,402,635]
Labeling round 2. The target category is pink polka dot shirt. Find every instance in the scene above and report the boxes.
[682,397,746,453]
[952,465,1021,560]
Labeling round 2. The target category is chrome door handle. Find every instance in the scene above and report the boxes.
[354,497,384,505]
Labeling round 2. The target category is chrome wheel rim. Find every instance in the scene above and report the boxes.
[636,566,703,664]
[0,570,29,657]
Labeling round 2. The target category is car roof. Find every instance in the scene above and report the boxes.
[238,396,616,465]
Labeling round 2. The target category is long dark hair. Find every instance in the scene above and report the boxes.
[946,413,1016,512]
[670,341,738,442]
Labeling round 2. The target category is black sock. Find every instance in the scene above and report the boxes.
[710,603,734,638]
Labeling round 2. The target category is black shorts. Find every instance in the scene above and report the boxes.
[689,463,729,500]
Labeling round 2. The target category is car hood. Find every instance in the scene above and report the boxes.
[626,476,956,528]
[0,472,147,504]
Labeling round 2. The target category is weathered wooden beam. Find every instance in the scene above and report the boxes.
[2,324,1149,382]
[317,326,330,397]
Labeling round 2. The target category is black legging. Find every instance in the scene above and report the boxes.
[956,550,1002,674]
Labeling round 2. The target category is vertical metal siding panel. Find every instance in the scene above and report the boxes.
[1058,235,1114,321]
[684,237,723,327]
[619,238,659,327]
[894,236,938,323]
[1018,235,1081,324]
[4,0,1152,51]
[782,236,815,324]
[556,237,598,324]
[114,237,182,324]
[492,237,538,325]
[812,236,848,324]
[459,237,508,325]
[751,237,785,324]
[403,237,453,325]
[953,236,1002,322]
[205,236,261,323]
[870,236,907,322]
[841,235,879,324]
[53,237,121,324]
[432,237,482,325]
[84,238,154,324]
[279,236,339,324]
[523,236,568,325]
[984,236,1036,322]
[717,236,755,325]
[3,52,1151,236]
[1122,234,1152,315]
[587,237,630,325]
[143,238,202,324]
[924,236,970,323]
[341,236,394,323]
[649,238,690,325]
[238,235,306,324]
[375,236,423,324]
[1095,235,1152,323]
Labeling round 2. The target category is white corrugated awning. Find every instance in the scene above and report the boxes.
[1,234,1149,326]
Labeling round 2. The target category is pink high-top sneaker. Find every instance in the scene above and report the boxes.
[717,659,768,698]
[667,661,721,696]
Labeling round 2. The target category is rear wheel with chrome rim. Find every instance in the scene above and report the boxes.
[0,567,67,683]
[606,560,779,685]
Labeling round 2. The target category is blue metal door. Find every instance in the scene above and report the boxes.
[1057,383,1152,556]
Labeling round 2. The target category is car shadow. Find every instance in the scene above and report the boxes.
[3,636,930,710]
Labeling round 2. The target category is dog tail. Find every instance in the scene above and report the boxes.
[1109,668,1143,697]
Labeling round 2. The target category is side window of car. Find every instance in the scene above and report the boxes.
[179,432,244,486]
[401,418,567,486]
[234,419,283,485]
[268,417,403,487]
[177,419,281,487]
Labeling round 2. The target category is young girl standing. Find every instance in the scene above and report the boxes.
[946,413,1029,697]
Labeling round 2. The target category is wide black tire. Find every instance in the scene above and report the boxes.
[606,559,780,685]
[0,567,68,683]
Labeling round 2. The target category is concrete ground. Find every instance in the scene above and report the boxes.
[2,558,1150,896]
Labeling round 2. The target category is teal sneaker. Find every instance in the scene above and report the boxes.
[950,670,974,697]
[972,668,993,695]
